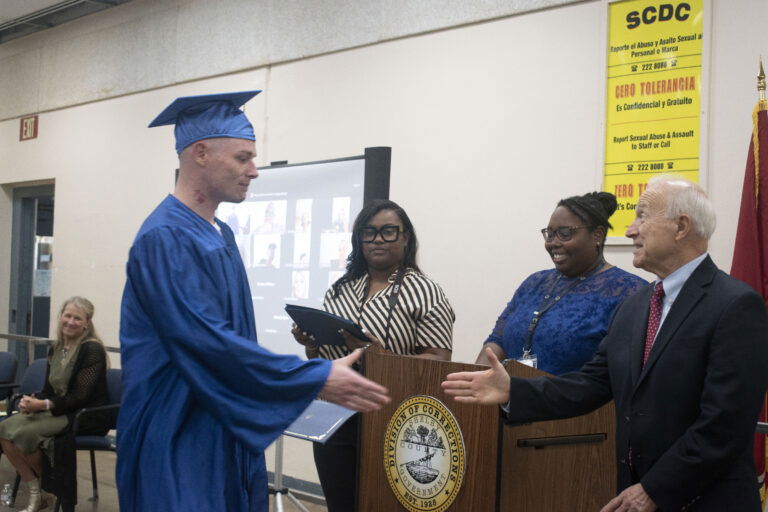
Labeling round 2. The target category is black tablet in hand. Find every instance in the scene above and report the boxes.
[285,304,367,346]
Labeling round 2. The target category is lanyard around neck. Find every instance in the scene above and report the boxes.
[522,258,606,356]
[360,267,406,352]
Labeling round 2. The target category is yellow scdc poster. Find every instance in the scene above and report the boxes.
[603,0,703,236]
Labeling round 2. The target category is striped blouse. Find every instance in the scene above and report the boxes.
[318,268,455,360]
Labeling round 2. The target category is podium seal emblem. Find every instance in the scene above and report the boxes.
[384,395,465,512]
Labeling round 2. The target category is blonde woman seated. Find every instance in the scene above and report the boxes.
[0,297,109,512]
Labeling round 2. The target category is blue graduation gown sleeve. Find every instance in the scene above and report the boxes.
[117,197,331,512]
[127,225,330,450]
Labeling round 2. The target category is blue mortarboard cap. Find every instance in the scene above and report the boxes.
[148,90,262,154]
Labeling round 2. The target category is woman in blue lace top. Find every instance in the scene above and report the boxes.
[476,191,647,375]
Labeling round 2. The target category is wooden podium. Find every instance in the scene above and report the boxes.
[358,349,615,511]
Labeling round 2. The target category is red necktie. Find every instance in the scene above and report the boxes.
[642,281,665,366]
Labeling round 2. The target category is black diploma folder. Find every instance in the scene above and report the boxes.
[284,304,367,346]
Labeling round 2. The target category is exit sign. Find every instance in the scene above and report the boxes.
[20,115,38,141]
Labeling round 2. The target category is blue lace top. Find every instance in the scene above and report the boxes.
[484,266,647,375]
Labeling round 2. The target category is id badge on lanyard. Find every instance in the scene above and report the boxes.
[517,349,538,368]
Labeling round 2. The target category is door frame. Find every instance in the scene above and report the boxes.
[8,184,55,367]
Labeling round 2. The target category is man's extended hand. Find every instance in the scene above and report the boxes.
[319,348,390,412]
[441,347,511,405]
[600,483,657,512]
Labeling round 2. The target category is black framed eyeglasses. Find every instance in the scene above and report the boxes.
[540,226,589,242]
[358,224,405,243]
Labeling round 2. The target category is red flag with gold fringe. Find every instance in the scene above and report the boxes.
[730,87,768,505]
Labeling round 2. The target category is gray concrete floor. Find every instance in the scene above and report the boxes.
[0,452,327,511]
[0,452,119,512]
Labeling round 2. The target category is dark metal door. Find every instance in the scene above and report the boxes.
[8,185,55,368]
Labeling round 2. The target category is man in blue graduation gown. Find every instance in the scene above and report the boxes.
[117,90,389,511]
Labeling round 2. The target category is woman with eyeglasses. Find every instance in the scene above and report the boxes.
[476,191,646,375]
[292,198,454,511]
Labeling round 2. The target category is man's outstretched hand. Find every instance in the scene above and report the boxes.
[319,348,390,412]
[441,347,511,405]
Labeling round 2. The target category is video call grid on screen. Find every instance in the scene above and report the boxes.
[217,157,367,357]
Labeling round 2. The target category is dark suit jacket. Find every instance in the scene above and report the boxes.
[505,256,768,511]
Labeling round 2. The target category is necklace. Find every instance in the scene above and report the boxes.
[61,343,76,366]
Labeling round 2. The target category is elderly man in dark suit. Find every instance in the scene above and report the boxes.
[443,177,768,511]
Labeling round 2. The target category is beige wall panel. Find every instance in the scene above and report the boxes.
[0,0,582,120]
[265,2,608,363]
[174,0,271,82]
[36,10,179,111]
[379,0,574,35]
[0,49,42,120]
[0,0,180,117]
